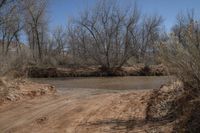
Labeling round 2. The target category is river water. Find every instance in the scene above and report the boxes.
[31,76,174,92]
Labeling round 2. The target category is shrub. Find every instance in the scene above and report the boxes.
[159,13,200,93]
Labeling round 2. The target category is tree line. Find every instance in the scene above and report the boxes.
[0,0,200,85]
[0,0,164,68]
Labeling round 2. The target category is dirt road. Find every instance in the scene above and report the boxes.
[0,87,153,133]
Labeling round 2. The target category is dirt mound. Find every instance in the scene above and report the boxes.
[0,77,56,105]
[146,81,200,132]
[146,81,185,121]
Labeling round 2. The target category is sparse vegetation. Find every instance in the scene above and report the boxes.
[0,0,200,132]
[159,11,200,132]
[0,0,164,75]
[160,11,200,92]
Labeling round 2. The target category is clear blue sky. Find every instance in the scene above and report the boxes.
[48,0,200,32]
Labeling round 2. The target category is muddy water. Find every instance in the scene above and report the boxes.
[31,76,173,93]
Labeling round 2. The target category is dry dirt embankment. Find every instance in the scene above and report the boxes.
[0,78,199,133]
[27,64,166,78]
[0,78,56,106]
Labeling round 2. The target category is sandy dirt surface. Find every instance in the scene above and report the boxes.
[0,87,158,133]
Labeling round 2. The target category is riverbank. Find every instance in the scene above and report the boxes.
[0,77,199,132]
[27,64,167,78]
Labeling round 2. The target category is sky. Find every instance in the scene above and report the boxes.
[48,0,200,32]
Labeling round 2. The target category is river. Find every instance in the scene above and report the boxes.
[31,76,174,93]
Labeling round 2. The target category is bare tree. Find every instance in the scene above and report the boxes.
[139,15,163,64]
[0,0,22,55]
[0,0,15,9]
[52,26,67,56]
[172,10,200,48]
[22,0,48,61]
[0,0,19,25]
[68,1,141,69]
[67,22,91,65]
